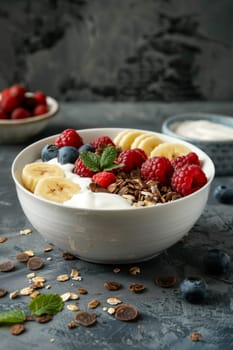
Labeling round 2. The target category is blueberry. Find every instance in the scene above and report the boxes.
[214,185,233,204]
[203,249,231,275]
[58,146,79,164]
[78,144,94,153]
[41,144,59,161]
[180,277,208,303]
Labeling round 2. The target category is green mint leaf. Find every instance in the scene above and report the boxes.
[80,152,100,172]
[0,309,26,324]
[28,294,64,316]
[100,146,118,170]
[104,163,123,171]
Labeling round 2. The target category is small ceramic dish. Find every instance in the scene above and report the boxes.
[162,113,233,176]
[0,94,59,144]
[11,128,215,264]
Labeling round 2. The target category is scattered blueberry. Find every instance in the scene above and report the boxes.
[41,144,59,161]
[214,185,233,204]
[203,248,231,275]
[58,146,79,164]
[78,143,95,153]
[180,277,208,303]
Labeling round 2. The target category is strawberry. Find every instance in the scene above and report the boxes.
[92,171,116,188]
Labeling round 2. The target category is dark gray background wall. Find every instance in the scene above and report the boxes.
[0,0,233,102]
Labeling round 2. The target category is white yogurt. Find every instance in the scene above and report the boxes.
[47,159,132,210]
[173,120,233,141]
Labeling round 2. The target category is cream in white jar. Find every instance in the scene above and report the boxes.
[173,120,233,141]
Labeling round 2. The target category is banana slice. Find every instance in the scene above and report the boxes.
[34,177,80,203]
[131,133,152,149]
[117,130,144,150]
[137,135,163,156]
[22,162,65,193]
[150,142,190,159]
[114,130,132,147]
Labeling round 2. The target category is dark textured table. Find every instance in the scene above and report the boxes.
[1,102,233,350]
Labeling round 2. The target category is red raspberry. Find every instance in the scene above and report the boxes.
[34,91,47,105]
[171,152,200,170]
[90,136,115,149]
[116,148,147,172]
[55,129,84,148]
[22,96,37,111]
[11,107,30,120]
[33,104,48,116]
[92,171,116,188]
[73,157,96,177]
[140,156,173,185]
[0,107,7,119]
[171,164,207,196]
[1,95,20,113]
[9,84,26,101]
[1,88,10,102]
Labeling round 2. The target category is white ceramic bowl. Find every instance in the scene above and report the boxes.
[11,128,215,264]
[162,113,233,176]
[0,94,59,144]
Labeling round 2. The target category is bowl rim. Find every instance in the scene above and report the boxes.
[162,112,233,144]
[11,127,215,213]
[0,94,59,126]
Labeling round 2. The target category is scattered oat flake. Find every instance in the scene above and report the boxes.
[9,290,19,299]
[155,276,177,288]
[35,314,53,323]
[129,266,140,275]
[46,257,53,261]
[129,283,145,293]
[113,267,120,273]
[104,281,121,291]
[32,276,46,283]
[67,304,79,311]
[107,307,115,315]
[20,286,34,296]
[30,290,40,298]
[114,304,139,321]
[88,299,100,309]
[0,260,15,272]
[44,245,53,252]
[0,237,8,244]
[45,284,51,289]
[27,272,36,279]
[20,228,32,235]
[24,250,34,257]
[0,288,8,298]
[107,297,122,305]
[102,306,108,312]
[189,332,201,342]
[31,281,44,289]
[77,288,88,294]
[70,293,79,300]
[10,323,25,335]
[57,274,70,282]
[61,292,71,302]
[70,269,79,280]
[75,311,97,327]
[67,321,77,329]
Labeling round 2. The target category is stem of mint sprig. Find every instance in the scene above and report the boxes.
[80,146,123,172]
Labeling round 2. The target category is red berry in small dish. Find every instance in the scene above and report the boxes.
[116,149,147,172]
[171,164,207,196]
[1,88,10,102]
[33,104,48,116]
[0,107,7,119]
[90,136,115,150]
[140,156,174,185]
[55,129,84,148]
[11,107,30,120]
[171,152,200,170]
[73,157,96,177]
[34,91,47,105]
[92,171,116,188]
[9,84,26,101]
[22,96,37,111]
[1,95,20,113]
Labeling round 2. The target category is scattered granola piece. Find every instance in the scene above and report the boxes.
[189,332,201,342]
[20,286,34,296]
[77,288,88,295]
[10,323,25,335]
[104,281,121,291]
[88,299,100,309]
[113,267,121,273]
[62,252,77,260]
[35,314,53,323]
[107,307,115,315]
[30,290,40,299]
[24,250,34,257]
[114,304,139,321]
[129,283,145,293]
[27,272,36,279]
[57,274,70,282]
[32,276,46,283]
[70,268,80,280]
[102,306,108,312]
[20,228,32,235]
[75,311,97,327]
[30,281,44,289]
[0,237,8,244]
[0,260,15,272]
[61,292,71,302]
[70,293,79,300]
[43,245,53,252]
[67,321,77,329]
[16,252,30,263]
[67,304,79,311]
[107,297,122,306]
[129,266,140,275]
[9,290,19,299]
[45,284,51,289]
[0,288,8,298]
[155,276,177,288]
[27,257,44,271]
